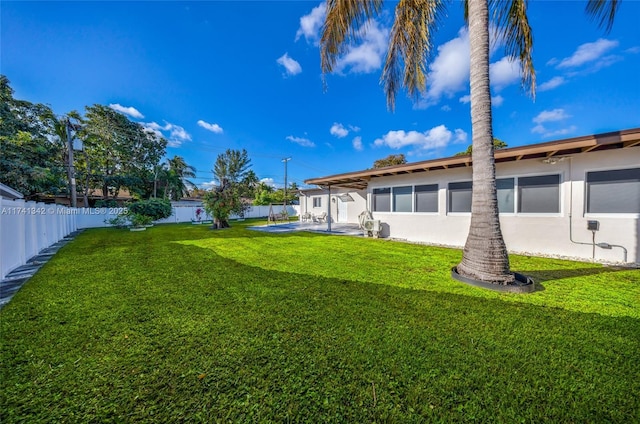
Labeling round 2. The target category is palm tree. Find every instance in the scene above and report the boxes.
[165,156,196,200]
[321,0,619,284]
[49,110,83,207]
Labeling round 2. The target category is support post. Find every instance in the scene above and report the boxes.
[327,185,332,232]
[282,157,291,211]
[66,118,77,208]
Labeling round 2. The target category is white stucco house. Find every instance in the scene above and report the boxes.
[302,128,640,264]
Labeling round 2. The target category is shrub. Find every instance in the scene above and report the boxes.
[129,213,153,227]
[127,199,172,221]
[105,215,129,229]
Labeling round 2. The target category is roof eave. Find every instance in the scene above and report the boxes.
[304,128,640,188]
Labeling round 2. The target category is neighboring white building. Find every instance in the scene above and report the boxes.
[299,187,367,224]
[304,128,640,264]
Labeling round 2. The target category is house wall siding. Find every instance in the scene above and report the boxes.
[299,189,367,223]
[360,148,639,263]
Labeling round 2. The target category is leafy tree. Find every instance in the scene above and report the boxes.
[213,148,251,186]
[0,76,66,198]
[252,182,299,206]
[204,149,252,228]
[373,154,407,168]
[320,0,619,285]
[455,138,507,156]
[80,104,167,200]
[252,181,276,206]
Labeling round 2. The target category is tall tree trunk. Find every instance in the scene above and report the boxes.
[456,0,514,284]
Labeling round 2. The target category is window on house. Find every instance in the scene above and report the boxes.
[497,178,515,213]
[586,168,640,213]
[448,181,472,213]
[518,174,560,213]
[415,184,438,213]
[372,188,391,212]
[392,186,413,212]
[313,197,321,208]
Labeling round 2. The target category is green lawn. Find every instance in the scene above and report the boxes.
[1,221,639,423]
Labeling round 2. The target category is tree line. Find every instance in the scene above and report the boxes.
[0,75,298,208]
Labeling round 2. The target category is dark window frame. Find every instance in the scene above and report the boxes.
[415,184,439,213]
[372,187,391,212]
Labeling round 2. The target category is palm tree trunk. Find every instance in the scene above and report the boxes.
[456,0,514,284]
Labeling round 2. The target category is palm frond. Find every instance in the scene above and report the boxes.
[320,0,383,75]
[491,0,536,98]
[586,0,620,33]
[381,0,446,111]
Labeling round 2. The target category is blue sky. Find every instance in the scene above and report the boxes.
[3,1,639,189]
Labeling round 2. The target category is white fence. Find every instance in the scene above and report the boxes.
[1,201,300,279]
[77,204,299,227]
[1,198,77,280]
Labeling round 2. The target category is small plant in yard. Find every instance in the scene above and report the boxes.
[104,214,128,228]
[128,213,153,227]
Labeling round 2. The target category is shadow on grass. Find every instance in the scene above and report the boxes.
[5,228,640,422]
[522,266,631,284]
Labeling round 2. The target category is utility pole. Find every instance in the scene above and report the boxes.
[282,157,291,208]
[66,118,77,208]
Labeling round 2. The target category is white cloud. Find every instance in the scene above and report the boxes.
[109,103,144,119]
[296,2,326,44]
[538,76,566,92]
[532,125,577,138]
[417,27,530,108]
[489,56,521,91]
[531,108,575,138]
[197,120,223,134]
[142,123,165,139]
[143,121,191,147]
[330,122,349,138]
[533,108,571,124]
[334,20,389,74]
[458,94,503,106]
[260,178,276,187]
[422,28,470,106]
[170,125,191,142]
[352,136,363,151]
[286,135,315,147]
[454,129,468,144]
[143,122,170,131]
[441,105,451,112]
[277,53,302,76]
[199,180,219,190]
[374,125,467,152]
[557,38,619,68]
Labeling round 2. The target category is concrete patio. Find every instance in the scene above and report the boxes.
[248,221,363,236]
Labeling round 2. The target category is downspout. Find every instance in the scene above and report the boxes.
[327,185,332,232]
[565,157,628,262]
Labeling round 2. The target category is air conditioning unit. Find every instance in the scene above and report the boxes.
[363,219,381,238]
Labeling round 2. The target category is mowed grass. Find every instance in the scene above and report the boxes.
[1,220,639,423]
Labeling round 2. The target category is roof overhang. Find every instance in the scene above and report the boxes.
[0,183,24,200]
[304,128,640,189]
